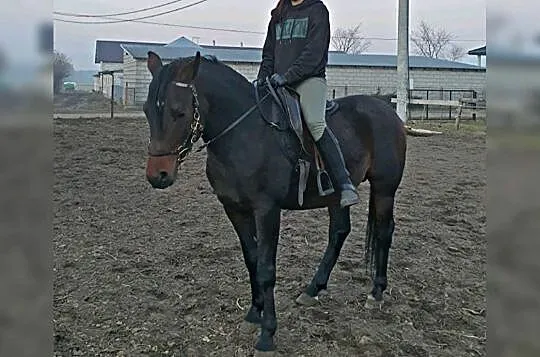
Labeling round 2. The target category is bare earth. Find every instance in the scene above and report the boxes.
[53,118,487,356]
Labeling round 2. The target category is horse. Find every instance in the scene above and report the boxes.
[143,50,413,354]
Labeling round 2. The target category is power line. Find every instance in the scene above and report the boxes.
[54,0,187,18]
[54,16,265,34]
[53,16,485,43]
[54,0,209,24]
[53,5,484,44]
[54,0,189,18]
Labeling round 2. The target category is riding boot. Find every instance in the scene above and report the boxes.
[315,127,360,208]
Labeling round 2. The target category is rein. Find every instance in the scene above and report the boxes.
[148,79,271,164]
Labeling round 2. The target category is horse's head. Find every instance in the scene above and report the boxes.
[143,50,203,189]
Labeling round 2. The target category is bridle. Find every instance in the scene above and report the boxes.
[147,81,204,164]
[147,78,271,165]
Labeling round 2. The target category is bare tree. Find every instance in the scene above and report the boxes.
[53,51,73,94]
[447,44,466,61]
[332,24,371,54]
[411,20,465,61]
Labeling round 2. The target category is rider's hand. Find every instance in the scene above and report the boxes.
[269,73,287,88]
[255,77,266,87]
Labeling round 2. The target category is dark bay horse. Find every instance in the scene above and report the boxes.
[143,51,410,354]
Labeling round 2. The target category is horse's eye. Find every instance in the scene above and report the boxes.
[170,107,185,119]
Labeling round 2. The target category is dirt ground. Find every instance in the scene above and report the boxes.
[54,92,130,114]
[53,118,487,356]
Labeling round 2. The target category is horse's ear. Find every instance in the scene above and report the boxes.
[147,51,163,77]
[191,51,201,80]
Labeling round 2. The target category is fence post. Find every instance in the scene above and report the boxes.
[472,91,477,121]
[448,91,453,120]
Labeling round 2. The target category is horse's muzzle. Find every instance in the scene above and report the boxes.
[146,155,178,189]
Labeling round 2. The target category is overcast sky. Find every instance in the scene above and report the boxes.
[0,0,499,70]
[46,0,492,69]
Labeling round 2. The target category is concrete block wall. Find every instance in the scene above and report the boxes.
[122,58,486,107]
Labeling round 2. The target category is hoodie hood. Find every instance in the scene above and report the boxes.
[271,0,322,17]
[290,0,322,10]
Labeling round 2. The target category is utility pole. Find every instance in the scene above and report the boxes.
[396,0,410,123]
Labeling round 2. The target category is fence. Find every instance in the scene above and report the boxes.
[123,85,486,121]
[329,86,486,121]
[407,89,485,120]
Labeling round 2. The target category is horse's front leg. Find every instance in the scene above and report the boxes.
[222,203,263,329]
[253,200,281,354]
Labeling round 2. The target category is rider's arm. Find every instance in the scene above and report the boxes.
[258,17,276,81]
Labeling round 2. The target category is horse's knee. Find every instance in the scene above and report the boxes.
[257,265,276,289]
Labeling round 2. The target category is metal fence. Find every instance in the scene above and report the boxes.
[408,88,485,120]
[328,86,486,120]
[124,85,486,120]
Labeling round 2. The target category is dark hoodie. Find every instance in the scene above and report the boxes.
[257,0,330,85]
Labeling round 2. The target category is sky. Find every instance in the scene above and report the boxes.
[43,0,490,70]
[0,0,502,71]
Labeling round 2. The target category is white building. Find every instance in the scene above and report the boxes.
[94,37,486,111]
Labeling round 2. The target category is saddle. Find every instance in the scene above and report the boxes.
[259,81,340,206]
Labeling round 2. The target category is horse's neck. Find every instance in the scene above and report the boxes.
[201,78,258,146]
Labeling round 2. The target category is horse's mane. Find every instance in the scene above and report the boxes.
[165,54,252,88]
[149,54,256,123]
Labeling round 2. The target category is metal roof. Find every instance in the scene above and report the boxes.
[95,40,167,63]
[468,46,486,56]
[100,36,484,70]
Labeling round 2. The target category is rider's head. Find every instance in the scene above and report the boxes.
[272,0,289,19]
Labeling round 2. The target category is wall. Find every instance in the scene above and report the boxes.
[325,66,486,99]
[122,53,140,106]
[98,62,125,100]
[125,59,486,107]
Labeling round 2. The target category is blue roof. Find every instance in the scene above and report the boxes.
[468,45,486,56]
[165,36,203,49]
[113,36,484,70]
[95,39,167,63]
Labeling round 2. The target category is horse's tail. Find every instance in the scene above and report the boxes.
[403,125,443,137]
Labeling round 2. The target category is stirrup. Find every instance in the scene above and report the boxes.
[317,169,335,196]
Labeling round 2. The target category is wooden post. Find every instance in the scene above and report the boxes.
[448,91,453,120]
[472,91,477,121]
[110,72,115,119]
[425,90,429,120]
[455,99,462,130]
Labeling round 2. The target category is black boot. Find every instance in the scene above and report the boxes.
[315,127,360,208]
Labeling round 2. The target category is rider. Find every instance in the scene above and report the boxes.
[257,0,360,208]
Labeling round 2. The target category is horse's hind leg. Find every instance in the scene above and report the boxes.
[364,182,397,307]
[297,205,351,306]
[222,203,262,329]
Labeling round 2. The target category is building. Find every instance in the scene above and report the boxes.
[94,40,166,100]
[94,36,486,108]
[467,45,486,67]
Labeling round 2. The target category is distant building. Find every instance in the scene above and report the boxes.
[94,36,486,108]
[467,45,486,67]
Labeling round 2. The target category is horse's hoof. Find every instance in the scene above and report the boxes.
[239,321,259,334]
[295,292,320,306]
[364,293,383,309]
